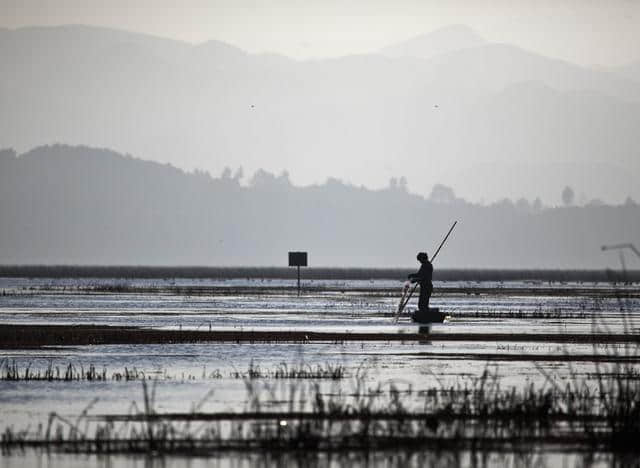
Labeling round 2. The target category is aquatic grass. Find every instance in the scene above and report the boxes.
[447,307,590,320]
[2,269,639,456]
[0,360,144,382]
[230,362,346,380]
[0,360,346,382]
[4,364,640,456]
[533,274,640,450]
[2,265,640,282]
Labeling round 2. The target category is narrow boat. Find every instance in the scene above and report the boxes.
[410,307,446,324]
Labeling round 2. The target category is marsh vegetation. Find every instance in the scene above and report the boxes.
[0,274,638,466]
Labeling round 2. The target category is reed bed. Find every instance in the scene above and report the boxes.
[3,265,640,282]
[230,362,346,380]
[2,361,640,456]
[0,360,347,382]
[5,281,639,300]
[447,308,590,319]
[0,360,144,382]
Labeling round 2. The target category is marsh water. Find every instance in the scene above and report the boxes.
[1,276,639,467]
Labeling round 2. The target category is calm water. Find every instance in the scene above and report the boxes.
[1,277,639,466]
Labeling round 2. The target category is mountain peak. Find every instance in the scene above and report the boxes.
[379,24,486,60]
[196,39,245,55]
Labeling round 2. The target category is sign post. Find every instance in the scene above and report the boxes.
[288,252,308,296]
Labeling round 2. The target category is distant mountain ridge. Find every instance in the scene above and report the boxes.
[379,25,486,59]
[1,145,638,269]
[1,25,639,204]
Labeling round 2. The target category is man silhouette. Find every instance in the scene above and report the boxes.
[408,252,433,312]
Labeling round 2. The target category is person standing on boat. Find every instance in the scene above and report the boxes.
[408,252,433,311]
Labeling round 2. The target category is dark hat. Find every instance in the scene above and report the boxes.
[417,252,429,262]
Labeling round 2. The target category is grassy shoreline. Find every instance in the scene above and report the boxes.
[1,265,639,282]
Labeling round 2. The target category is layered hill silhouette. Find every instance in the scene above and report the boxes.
[379,25,486,59]
[1,25,639,204]
[1,145,637,268]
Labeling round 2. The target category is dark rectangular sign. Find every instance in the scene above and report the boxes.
[288,251,308,267]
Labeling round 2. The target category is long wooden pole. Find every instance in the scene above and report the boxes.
[430,221,458,263]
[395,221,458,319]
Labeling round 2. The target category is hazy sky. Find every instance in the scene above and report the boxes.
[2,0,639,66]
